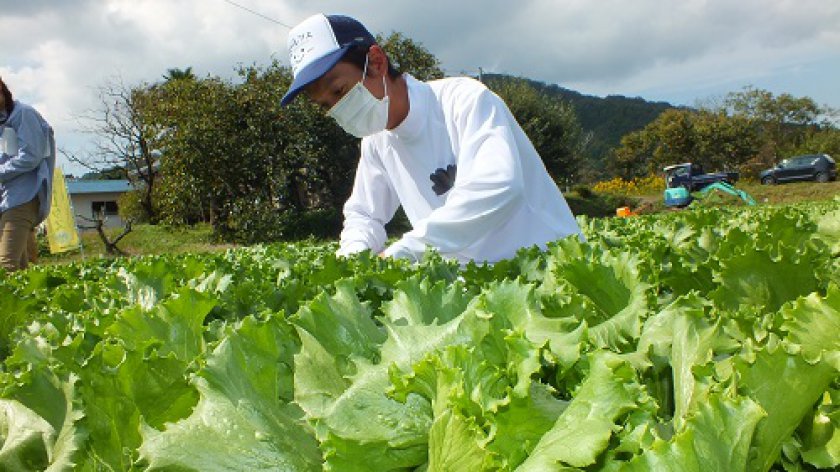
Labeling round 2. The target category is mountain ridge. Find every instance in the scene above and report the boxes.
[483,73,678,176]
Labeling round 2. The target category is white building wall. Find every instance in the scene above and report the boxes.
[70,192,126,230]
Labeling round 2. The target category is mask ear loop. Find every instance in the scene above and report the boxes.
[362,53,370,80]
[363,51,388,99]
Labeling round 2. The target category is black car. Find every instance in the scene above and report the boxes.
[760,154,837,184]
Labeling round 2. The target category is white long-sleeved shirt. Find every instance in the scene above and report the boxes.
[338,75,581,263]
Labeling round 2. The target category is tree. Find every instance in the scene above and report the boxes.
[611,109,696,178]
[794,128,840,158]
[649,109,697,170]
[162,67,196,82]
[377,32,444,81]
[147,75,231,226]
[722,86,823,158]
[724,86,821,127]
[610,108,760,178]
[81,166,126,180]
[693,111,760,172]
[613,130,655,179]
[145,61,359,242]
[66,77,161,221]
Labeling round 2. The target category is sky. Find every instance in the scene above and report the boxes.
[2,0,839,176]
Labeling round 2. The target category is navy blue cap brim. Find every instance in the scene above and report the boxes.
[281,45,352,107]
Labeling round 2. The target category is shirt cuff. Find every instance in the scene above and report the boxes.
[382,237,428,262]
[336,241,369,257]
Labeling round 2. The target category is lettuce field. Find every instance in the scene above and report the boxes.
[1,200,838,471]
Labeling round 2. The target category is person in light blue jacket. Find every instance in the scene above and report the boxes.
[0,77,55,271]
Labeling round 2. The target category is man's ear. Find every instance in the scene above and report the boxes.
[366,45,389,78]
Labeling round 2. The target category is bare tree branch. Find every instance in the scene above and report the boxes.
[77,214,133,255]
[68,75,160,220]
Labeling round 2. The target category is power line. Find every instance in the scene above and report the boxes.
[219,0,293,29]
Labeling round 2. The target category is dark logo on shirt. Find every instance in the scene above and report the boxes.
[430,164,457,196]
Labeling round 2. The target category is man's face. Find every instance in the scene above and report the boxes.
[305,60,374,111]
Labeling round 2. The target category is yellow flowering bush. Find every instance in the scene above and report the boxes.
[592,174,664,196]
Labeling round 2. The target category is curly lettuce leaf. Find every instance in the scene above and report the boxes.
[611,393,765,471]
[294,278,484,470]
[517,352,647,470]
[139,315,320,471]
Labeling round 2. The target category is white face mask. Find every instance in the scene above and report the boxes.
[327,54,389,138]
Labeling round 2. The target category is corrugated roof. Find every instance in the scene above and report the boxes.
[66,180,133,194]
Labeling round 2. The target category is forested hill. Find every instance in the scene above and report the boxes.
[483,73,676,172]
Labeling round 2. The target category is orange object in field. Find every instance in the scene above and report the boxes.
[616,207,634,217]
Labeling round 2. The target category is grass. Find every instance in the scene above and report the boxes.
[38,223,236,265]
[735,180,840,205]
[565,191,641,218]
[607,179,840,214]
[33,179,839,266]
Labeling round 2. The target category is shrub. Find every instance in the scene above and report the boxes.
[118,190,150,224]
[592,174,663,196]
[572,184,594,198]
[566,192,640,218]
